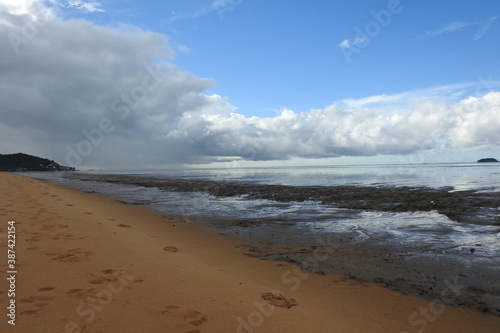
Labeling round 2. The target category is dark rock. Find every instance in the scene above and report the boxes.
[477,158,498,163]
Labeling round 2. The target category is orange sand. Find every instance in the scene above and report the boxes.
[0,172,499,332]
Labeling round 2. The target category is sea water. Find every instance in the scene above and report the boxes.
[23,162,500,312]
[26,162,500,264]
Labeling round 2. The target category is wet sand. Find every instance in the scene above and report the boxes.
[62,173,500,315]
[1,172,500,332]
[218,229,500,315]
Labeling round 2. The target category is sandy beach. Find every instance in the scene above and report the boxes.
[1,172,499,333]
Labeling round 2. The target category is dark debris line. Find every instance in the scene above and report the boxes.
[65,173,500,225]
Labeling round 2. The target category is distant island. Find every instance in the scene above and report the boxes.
[0,153,75,172]
[477,158,499,163]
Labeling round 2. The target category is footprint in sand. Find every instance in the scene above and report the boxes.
[88,272,119,285]
[19,289,56,315]
[161,305,207,331]
[261,292,297,308]
[87,269,140,285]
[90,277,114,285]
[164,246,179,252]
[102,269,116,274]
[41,223,69,231]
[28,296,54,302]
[46,248,94,262]
[20,310,39,316]
[26,236,42,243]
[67,288,97,299]
[50,232,75,241]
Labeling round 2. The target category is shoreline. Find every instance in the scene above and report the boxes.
[63,172,500,225]
[1,172,500,332]
[34,171,500,314]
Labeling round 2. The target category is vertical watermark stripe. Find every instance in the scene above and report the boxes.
[6,220,17,326]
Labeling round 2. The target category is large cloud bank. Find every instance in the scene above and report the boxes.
[1,1,499,167]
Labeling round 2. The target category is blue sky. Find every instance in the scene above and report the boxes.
[0,0,499,168]
[69,0,500,117]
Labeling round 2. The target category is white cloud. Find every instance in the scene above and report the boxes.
[474,16,498,40]
[338,82,494,110]
[417,17,499,41]
[50,0,105,13]
[0,0,39,13]
[417,21,479,39]
[0,3,214,165]
[177,44,190,54]
[1,2,499,167]
[168,0,243,23]
[168,8,211,23]
[164,92,500,162]
[340,94,401,108]
[338,36,366,49]
[0,0,53,20]
[338,39,350,49]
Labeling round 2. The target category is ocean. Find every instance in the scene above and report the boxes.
[24,162,500,313]
[26,162,500,250]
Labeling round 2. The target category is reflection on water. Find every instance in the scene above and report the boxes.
[297,210,500,261]
[67,162,500,191]
[25,162,500,270]
[23,164,500,313]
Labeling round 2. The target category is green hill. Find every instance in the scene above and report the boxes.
[0,153,75,172]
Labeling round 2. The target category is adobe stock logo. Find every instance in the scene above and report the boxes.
[339,0,407,63]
